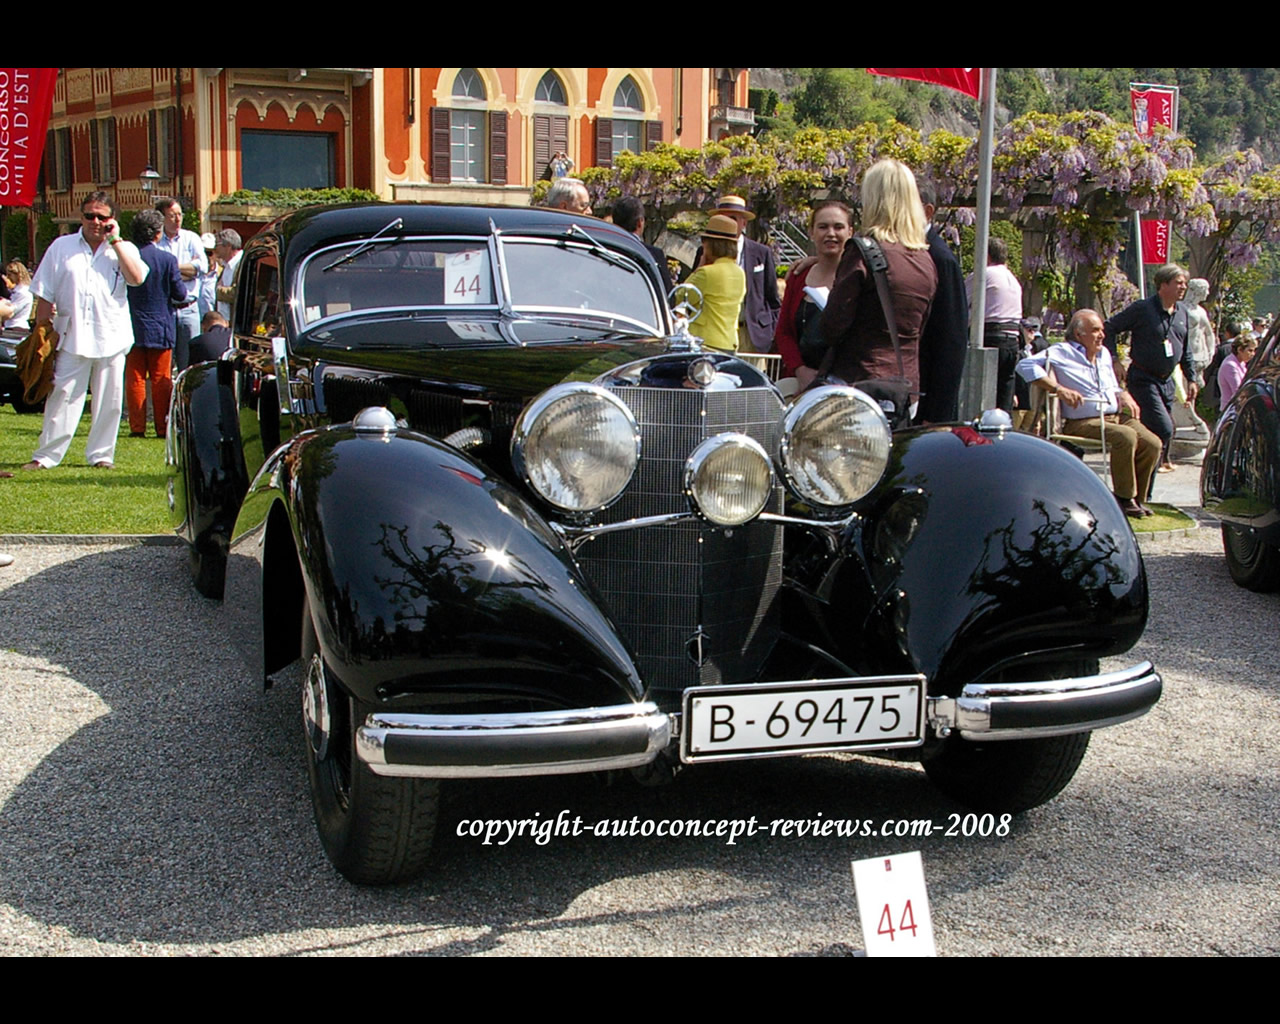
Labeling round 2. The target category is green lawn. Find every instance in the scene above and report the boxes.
[1131,502,1197,533]
[0,404,171,534]
[0,402,1204,538]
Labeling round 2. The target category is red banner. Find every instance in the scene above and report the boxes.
[867,68,980,100]
[1140,218,1169,265]
[1130,85,1177,137]
[1131,84,1178,265]
[0,68,57,207]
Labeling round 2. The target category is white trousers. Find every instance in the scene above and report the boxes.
[31,349,126,467]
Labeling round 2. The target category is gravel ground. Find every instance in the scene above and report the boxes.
[0,528,1275,956]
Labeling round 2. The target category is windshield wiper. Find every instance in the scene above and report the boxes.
[513,314,659,339]
[323,216,405,272]
[564,224,635,273]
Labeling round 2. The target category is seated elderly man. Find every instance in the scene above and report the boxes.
[1017,308,1162,519]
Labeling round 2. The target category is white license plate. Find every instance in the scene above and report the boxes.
[681,676,925,763]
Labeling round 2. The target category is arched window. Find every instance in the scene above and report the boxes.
[450,68,487,182]
[594,75,660,169]
[533,70,570,180]
[535,71,566,106]
[431,69,507,186]
[611,76,643,158]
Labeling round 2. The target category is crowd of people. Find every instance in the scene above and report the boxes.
[543,159,1270,522]
[13,192,238,472]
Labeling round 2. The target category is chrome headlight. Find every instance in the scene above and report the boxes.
[685,434,774,527]
[778,386,891,507]
[512,384,640,513]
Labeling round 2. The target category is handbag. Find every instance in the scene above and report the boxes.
[814,236,914,429]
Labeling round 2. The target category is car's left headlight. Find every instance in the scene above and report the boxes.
[512,384,640,513]
[778,386,891,507]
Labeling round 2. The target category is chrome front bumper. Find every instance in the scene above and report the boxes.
[356,702,671,778]
[355,661,1161,778]
[926,661,1162,741]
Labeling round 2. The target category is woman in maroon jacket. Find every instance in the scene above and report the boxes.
[774,201,853,390]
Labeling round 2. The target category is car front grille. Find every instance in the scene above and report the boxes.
[574,385,785,702]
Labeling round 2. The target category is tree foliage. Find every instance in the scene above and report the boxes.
[587,109,1278,316]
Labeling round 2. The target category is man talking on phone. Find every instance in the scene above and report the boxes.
[22,191,148,470]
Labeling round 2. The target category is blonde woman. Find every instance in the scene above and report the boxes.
[0,260,32,330]
[822,159,936,412]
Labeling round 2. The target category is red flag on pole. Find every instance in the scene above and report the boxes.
[0,68,57,207]
[1130,82,1179,265]
[1139,218,1170,264]
[867,68,980,100]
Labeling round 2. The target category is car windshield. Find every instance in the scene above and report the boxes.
[299,239,496,327]
[502,238,662,333]
[297,234,662,337]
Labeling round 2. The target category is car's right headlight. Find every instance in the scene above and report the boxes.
[512,383,640,513]
[777,386,891,507]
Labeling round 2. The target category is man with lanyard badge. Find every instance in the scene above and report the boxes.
[1104,263,1197,481]
[153,197,207,372]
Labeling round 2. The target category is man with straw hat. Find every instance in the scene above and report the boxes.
[696,195,780,352]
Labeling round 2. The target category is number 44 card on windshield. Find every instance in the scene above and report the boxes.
[851,851,937,956]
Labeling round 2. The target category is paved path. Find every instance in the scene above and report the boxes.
[0,532,1274,955]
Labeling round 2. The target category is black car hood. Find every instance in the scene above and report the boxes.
[298,311,664,351]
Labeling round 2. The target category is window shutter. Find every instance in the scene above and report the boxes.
[534,114,551,180]
[430,107,451,183]
[488,110,507,185]
[645,120,662,152]
[534,114,570,179]
[595,117,613,168]
[553,115,568,164]
[89,120,100,183]
[164,107,177,178]
[57,128,71,190]
[104,117,117,184]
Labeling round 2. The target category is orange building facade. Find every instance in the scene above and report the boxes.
[36,67,753,231]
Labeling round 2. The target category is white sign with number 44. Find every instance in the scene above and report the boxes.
[851,851,936,956]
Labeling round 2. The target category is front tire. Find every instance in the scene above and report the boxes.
[923,731,1091,813]
[923,660,1094,813]
[300,594,439,884]
[1222,523,1280,592]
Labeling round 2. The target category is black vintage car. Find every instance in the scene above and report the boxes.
[1202,325,1280,590]
[168,203,1162,884]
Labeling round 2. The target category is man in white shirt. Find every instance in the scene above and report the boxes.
[153,198,207,370]
[1017,308,1161,518]
[22,191,148,470]
[967,236,1024,412]
[214,229,242,321]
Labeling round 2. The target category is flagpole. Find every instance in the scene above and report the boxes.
[969,67,997,351]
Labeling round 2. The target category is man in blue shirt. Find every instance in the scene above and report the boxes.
[153,198,207,372]
[1018,308,1162,518]
[1103,263,1197,474]
[126,210,187,438]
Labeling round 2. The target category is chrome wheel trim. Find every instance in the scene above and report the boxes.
[302,653,331,760]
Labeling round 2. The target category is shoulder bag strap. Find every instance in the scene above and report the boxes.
[852,236,905,380]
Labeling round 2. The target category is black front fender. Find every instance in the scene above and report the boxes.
[231,424,644,711]
[167,361,248,555]
[792,426,1149,694]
